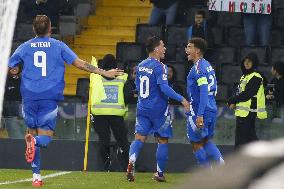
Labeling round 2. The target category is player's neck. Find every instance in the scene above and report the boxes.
[193,55,203,64]
[148,53,160,62]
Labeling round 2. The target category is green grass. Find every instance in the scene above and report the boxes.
[0,169,187,189]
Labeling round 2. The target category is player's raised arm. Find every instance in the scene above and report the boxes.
[72,58,123,78]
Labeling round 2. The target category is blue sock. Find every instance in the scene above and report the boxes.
[194,147,210,167]
[35,135,52,148]
[156,143,168,176]
[129,140,143,163]
[203,140,224,165]
[32,146,40,174]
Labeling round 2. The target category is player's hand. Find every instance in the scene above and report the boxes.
[228,104,236,110]
[103,68,124,78]
[196,116,204,129]
[181,98,190,113]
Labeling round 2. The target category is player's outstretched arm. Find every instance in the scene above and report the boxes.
[72,58,124,78]
[159,83,190,112]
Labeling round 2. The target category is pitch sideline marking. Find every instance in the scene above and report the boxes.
[0,171,72,185]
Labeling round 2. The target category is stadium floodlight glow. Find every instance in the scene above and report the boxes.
[0,0,20,123]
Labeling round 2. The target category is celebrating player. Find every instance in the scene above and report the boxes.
[8,15,123,187]
[126,36,190,182]
[185,37,224,167]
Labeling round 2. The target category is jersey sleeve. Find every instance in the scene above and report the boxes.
[60,41,78,65]
[196,66,209,116]
[155,64,168,85]
[9,44,24,68]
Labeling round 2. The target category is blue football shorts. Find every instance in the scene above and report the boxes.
[187,111,217,142]
[22,99,58,131]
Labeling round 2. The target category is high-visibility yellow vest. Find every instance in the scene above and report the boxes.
[91,74,128,116]
[235,72,267,119]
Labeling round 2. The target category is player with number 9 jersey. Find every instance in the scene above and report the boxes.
[9,36,77,101]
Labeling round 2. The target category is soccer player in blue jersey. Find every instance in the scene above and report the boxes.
[126,36,190,182]
[185,37,224,167]
[8,15,123,187]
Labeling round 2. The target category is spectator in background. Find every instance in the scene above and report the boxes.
[124,65,138,106]
[141,0,178,25]
[187,10,213,47]
[228,52,267,148]
[167,65,184,105]
[91,54,129,171]
[2,66,25,139]
[266,62,284,103]
[243,13,272,46]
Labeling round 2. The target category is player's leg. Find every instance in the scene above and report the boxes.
[30,100,58,187]
[92,115,112,171]
[187,115,210,167]
[153,111,172,182]
[109,116,129,171]
[127,115,150,181]
[203,112,224,165]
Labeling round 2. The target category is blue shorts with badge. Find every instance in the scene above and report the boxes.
[135,110,172,138]
[22,100,58,131]
[187,111,217,142]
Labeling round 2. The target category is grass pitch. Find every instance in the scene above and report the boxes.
[0,169,187,189]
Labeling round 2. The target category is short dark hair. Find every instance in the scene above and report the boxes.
[146,36,161,53]
[188,37,208,54]
[33,15,51,37]
[273,62,284,76]
[195,10,206,18]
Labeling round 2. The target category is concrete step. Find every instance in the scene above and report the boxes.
[82,26,135,36]
[73,45,116,55]
[96,6,151,17]
[88,16,148,26]
[101,0,152,8]
[74,35,134,45]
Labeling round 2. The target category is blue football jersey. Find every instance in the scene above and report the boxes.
[187,58,217,115]
[9,37,77,101]
[136,57,169,118]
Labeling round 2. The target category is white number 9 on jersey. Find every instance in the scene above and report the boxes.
[34,51,47,76]
[139,76,150,98]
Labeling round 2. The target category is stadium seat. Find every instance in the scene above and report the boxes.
[240,46,268,65]
[76,78,90,102]
[221,65,242,85]
[258,66,273,83]
[270,29,284,47]
[59,16,76,36]
[276,9,284,28]
[273,0,284,8]
[216,84,228,102]
[15,23,34,41]
[271,47,284,63]
[211,27,224,46]
[217,12,242,27]
[116,42,146,65]
[205,47,236,64]
[176,45,187,61]
[165,61,186,81]
[164,45,177,61]
[135,24,164,44]
[165,25,188,46]
[227,27,246,47]
[75,3,91,18]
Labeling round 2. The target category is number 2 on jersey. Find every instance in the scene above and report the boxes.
[34,51,47,76]
[208,74,217,96]
[140,76,150,98]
